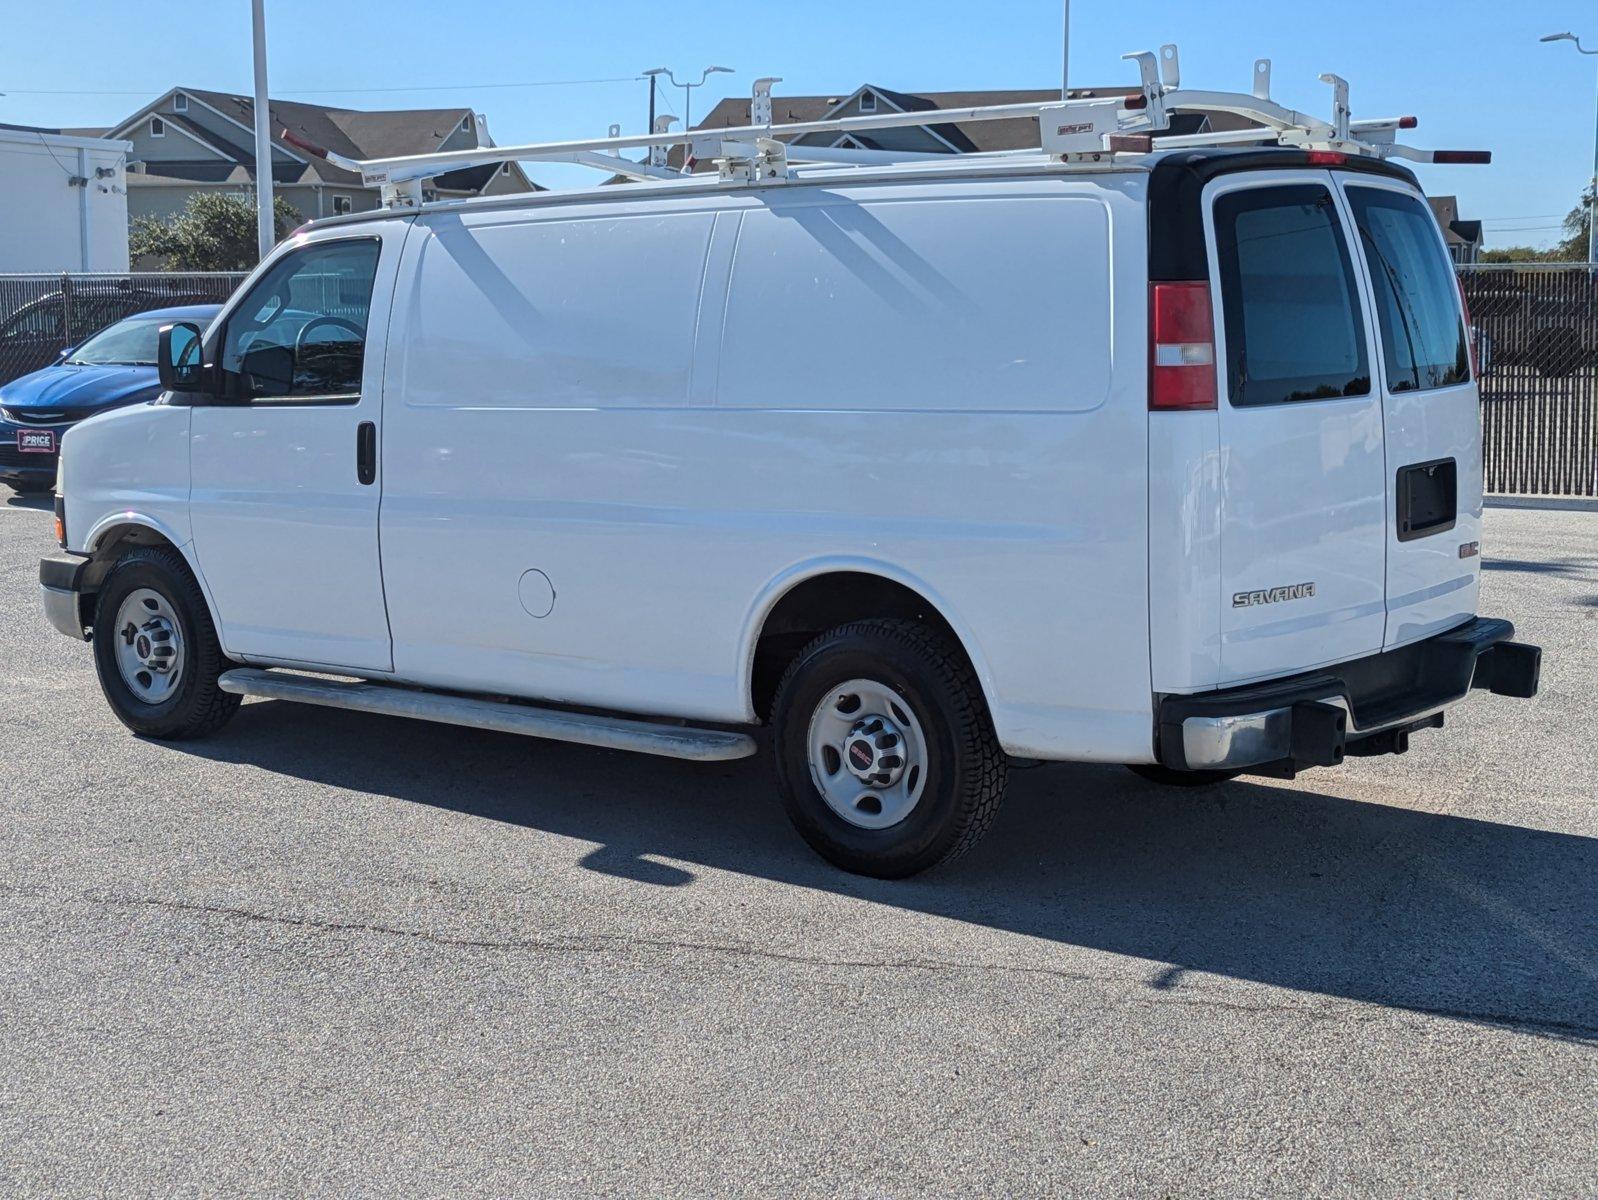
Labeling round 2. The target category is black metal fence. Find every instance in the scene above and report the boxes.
[1460,264,1598,498]
[0,272,245,387]
[1,266,1595,497]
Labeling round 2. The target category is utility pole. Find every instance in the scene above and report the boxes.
[251,0,275,263]
[1061,0,1071,99]
[643,66,733,134]
[1540,31,1598,264]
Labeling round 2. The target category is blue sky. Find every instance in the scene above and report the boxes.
[5,0,1595,248]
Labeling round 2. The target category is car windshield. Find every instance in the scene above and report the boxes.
[66,315,181,366]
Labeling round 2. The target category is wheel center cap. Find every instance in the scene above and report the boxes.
[135,634,151,658]
[844,715,906,787]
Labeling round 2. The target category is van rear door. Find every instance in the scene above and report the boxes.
[1337,177,1481,648]
[1205,171,1388,684]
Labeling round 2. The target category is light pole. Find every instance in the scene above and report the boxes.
[1061,0,1070,99]
[251,0,275,262]
[1541,31,1598,263]
[642,65,733,133]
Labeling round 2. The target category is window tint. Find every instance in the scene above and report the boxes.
[1346,188,1470,393]
[219,240,380,402]
[1214,184,1370,407]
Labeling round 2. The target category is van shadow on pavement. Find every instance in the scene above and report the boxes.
[178,698,1598,1042]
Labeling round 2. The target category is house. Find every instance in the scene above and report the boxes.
[1426,195,1483,264]
[86,88,537,229]
[0,123,131,272]
[679,83,1252,165]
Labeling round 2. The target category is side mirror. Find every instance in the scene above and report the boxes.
[158,322,205,392]
[58,346,72,360]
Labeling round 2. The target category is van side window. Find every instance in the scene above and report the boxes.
[218,239,381,403]
[1346,188,1469,392]
[1214,184,1371,407]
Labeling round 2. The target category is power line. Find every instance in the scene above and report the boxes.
[2,75,642,97]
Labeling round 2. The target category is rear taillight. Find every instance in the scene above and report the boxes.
[1150,281,1217,411]
[1456,275,1479,377]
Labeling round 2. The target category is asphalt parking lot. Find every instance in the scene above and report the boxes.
[1,494,1594,1197]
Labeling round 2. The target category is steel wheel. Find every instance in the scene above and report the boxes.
[111,586,186,704]
[805,677,930,830]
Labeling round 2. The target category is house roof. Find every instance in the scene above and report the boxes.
[107,88,513,192]
[1428,195,1482,248]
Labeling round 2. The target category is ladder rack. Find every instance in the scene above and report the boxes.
[282,44,1490,208]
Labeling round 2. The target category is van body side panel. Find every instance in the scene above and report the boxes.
[1147,411,1222,693]
[379,177,1153,762]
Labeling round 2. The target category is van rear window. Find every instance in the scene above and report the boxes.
[1214,184,1371,407]
[1346,187,1470,393]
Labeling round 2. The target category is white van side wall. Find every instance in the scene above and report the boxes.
[377,174,1155,762]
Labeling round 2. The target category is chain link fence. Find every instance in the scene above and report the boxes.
[0,272,246,388]
[1460,264,1598,498]
[1,266,1595,497]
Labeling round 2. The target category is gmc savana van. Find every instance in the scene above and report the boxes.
[39,66,1541,877]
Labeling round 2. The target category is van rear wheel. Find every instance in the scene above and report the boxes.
[771,619,1007,878]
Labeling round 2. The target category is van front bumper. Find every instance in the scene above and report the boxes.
[1156,617,1541,774]
[40,553,90,640]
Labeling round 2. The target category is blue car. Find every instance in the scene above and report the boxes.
[0,304,222,493]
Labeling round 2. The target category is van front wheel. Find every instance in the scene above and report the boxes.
[91,546,240,740]
[771,619,1007,878]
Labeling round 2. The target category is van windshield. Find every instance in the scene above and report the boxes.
[1346,187,1470,392]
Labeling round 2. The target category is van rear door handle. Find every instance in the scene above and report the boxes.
[356,421,377,485]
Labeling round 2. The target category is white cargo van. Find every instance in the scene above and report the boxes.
[39,61,1540,876]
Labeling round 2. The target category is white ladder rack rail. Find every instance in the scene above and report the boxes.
[282,44,1488,208]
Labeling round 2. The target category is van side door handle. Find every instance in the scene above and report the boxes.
[356,421,377,485]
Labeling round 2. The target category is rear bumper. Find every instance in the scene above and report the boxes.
[1157,617,1541,774]
[40,553,90,640]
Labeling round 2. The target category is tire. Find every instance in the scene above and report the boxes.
[91,545,240,740]
[1125,763,1242,788]
[771,618,1007,878]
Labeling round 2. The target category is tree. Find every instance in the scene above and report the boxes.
[130,192,302,271]
[1552,182,1594,262]
[1480,184,1595,263]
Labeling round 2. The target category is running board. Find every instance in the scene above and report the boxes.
[217,669,758,762]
